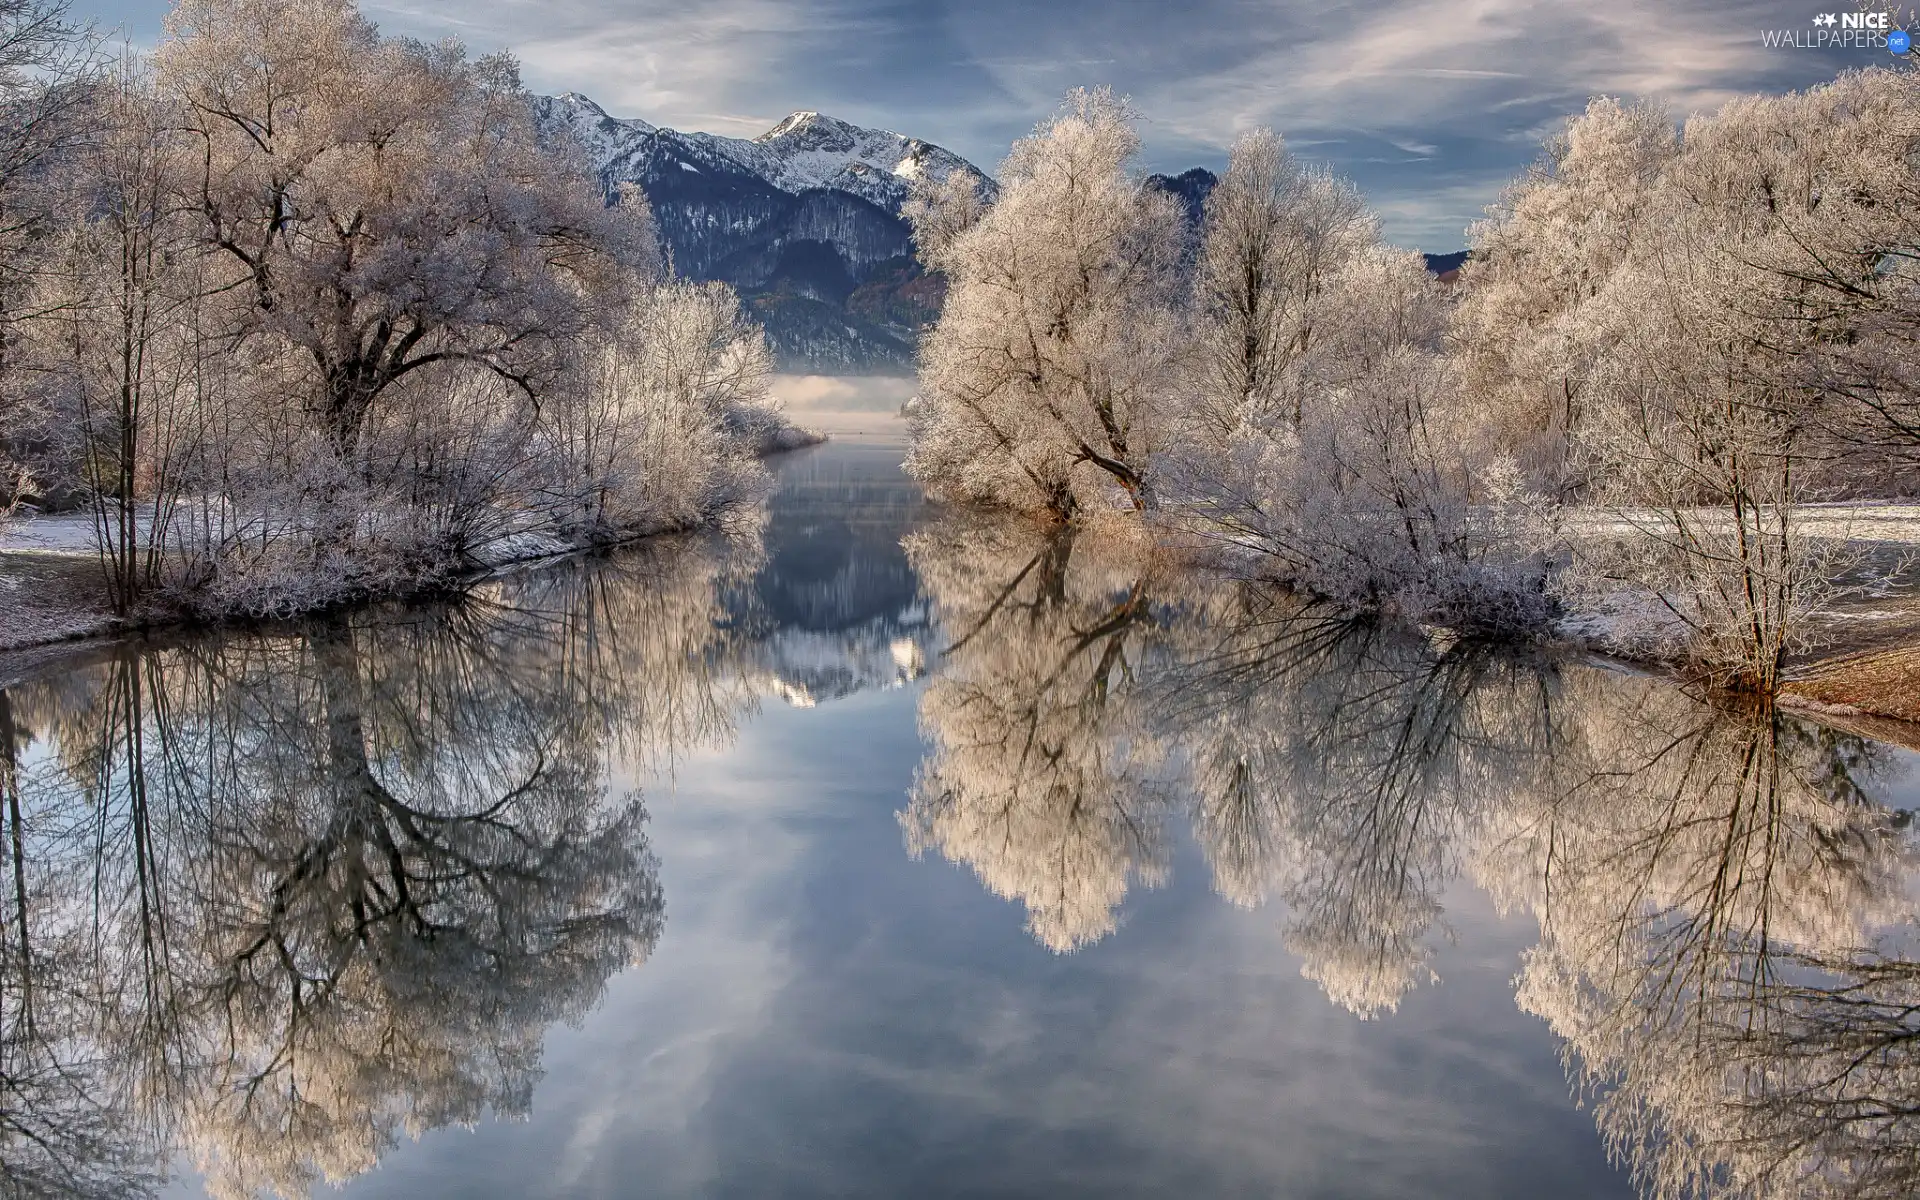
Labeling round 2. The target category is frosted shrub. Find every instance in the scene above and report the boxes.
[1214,346,1555,630]
[1173,231,1557,630]
[546,278,776,541]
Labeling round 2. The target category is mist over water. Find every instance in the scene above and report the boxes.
[3,431,1917,1200]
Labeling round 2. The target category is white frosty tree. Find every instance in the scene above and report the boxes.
[1453,97,1679,496]
[1185,127,1374,437]
[547,277,777,539]
[1171,209,1553,628]
[154,0,658,461]
[0,0,98,522]
[905,88,1184,519]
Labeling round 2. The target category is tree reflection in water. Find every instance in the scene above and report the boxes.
[5,511,1919,1200]
[901,520,1182,952]
[0,535,757,1198]
[909,516,1920,1200]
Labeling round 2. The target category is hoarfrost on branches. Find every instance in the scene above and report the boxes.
[905,69,1920,691]
[905,88,1183,520]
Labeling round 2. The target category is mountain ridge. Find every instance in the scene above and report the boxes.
[532,94,995,374]
[534,99,1466,373]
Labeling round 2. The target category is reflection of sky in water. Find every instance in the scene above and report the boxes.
[334,697,1625,1199]
[1866,748,1920,813]
[303,440,1629,1200]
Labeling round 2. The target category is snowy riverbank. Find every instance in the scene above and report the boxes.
[13,481,1920,738]
[0,426,831,654]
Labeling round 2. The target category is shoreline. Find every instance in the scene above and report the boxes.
[0,431,832,662]
[0,521,724,674]
[13,417,1920,750]
[1780,644,1920,743]
[12,556,1920,757]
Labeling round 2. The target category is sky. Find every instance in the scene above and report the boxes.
[87,0,1910,248]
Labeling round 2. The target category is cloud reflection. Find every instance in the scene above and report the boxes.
[907,513,1920,1195]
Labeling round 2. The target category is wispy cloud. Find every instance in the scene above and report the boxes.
[89,0,1893,247]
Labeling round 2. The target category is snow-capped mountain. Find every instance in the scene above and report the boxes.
[532,93,993,374]
[537,93,984,213]
[727,440,937,707]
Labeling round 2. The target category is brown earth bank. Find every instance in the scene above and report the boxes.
[1783,643,1920,746]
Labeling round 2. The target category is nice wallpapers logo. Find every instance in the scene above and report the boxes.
[1762,10,1911,50]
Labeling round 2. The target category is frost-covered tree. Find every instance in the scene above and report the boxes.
[547,278,778,539]
[1126,124,1556,629]
[1186,127,1373,436]
[1697,70,1920,485]
[1532,77,1920,689]
[154,0,656,461]
[905,88,1184,519]
[1557,238,1831,692]
[0,0,99,521]
[26,61,207,613]
[1173,237,1554,629]
[1439,71,1920,686]
[1454,97,1679,496]
[898,75,1917,676]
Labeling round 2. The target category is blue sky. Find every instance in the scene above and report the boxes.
[90,0,1906,248]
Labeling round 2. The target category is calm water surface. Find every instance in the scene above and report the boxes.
[4,433,1918,1199]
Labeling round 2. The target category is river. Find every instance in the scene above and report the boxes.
[3,432,1917,1200]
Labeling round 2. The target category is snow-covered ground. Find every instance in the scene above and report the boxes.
[1562,502,1920,545]
[1794,502,1920,544]
[0,509,103,554]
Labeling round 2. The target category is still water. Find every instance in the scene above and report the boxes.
[4,434,1918,1199]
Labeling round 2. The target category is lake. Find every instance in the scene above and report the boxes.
[3,429,1917,1200]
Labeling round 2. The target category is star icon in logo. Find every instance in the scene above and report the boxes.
[1813,11,1838,25]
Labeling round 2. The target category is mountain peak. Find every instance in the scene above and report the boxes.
[757,111,826,141]
[532,92,990,212]
[531,92,657,154]
[554,91,608,117]
[754,110,882,153]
